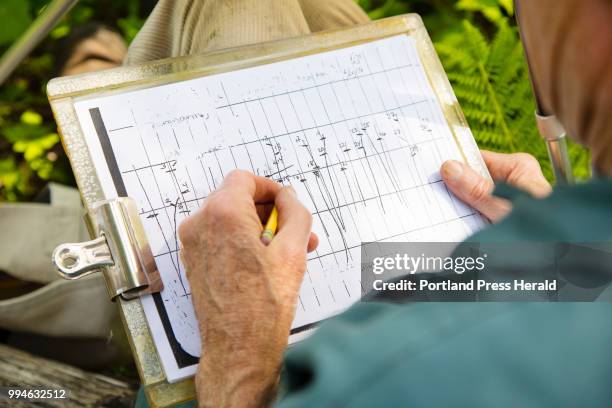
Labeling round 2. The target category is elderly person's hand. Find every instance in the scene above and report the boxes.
[441,150,552,222]
[178,170,317,408]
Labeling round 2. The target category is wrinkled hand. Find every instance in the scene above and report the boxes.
[178,170,317,408]
[441,150,552,222]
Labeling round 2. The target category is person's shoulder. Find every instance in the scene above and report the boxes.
[472,178,612,242]
[279,302,505,407]
[279,302,612,408]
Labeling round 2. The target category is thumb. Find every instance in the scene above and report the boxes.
[441,160,512,222]
[270,186,313,254]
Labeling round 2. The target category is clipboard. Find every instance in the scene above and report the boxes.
[47,14,489,407]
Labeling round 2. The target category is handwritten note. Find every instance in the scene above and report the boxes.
[74,35,486,381]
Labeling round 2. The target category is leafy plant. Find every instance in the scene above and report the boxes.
[363,0,591,181]
[0,0,145,201]
[456,0,513,26]
[433,3,590,181]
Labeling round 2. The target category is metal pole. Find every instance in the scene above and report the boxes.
[536,114,575,184]
[514,0,575,184]
[0,0,79,85]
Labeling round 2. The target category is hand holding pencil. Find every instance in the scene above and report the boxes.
[178,170,318,405]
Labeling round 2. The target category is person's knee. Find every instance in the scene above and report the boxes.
[298,0,370,31]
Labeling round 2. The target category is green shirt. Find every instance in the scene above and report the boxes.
[277,178,612,408]
[136,179,612,408]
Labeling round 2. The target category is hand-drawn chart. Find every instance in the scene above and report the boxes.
[74,35,486,381]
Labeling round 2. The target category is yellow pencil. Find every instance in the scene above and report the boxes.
[261,206,278,245]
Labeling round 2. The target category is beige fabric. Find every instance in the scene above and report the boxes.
[126,0,369,65]
[0,276,115,338]
[61,27,127,76]
[0,184,117,338]
[0,183,88,284]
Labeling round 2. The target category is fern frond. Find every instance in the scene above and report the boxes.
[435,17,591,182]
[456,0,514,25]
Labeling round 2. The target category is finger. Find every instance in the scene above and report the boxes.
[220,170,281,203]
[441,160,512,222]
[480,150,518,181]
[307,232,319,253]
[481,151,551,198]
[195,171,280,238]
[270,186,312,253]
[258,206,317,251]
[256,203,276,224]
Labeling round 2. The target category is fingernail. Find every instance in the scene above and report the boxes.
[285,186,296,196]
[442,160,464,182]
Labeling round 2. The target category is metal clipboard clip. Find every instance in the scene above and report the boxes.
[52,197,164,300]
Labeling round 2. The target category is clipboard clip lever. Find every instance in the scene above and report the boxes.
[52,197,164,301]
[54,236,114,278]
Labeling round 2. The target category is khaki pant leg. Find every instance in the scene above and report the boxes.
[125,0,312,65]
[297,0,370,32]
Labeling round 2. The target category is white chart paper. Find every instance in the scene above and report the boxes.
[73,35,486,382]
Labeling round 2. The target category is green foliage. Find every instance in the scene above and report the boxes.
[439,20,537,164]
[0,0,32,47]
[432,3,590,180]
[456,0,513,25]
[359,0,410,20]
[0,1,145,201]
[117,0,145,44]
[359,0,590,181]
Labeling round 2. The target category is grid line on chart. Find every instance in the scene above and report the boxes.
[212,63,416,110]
[76,35,487,377]
[130,138,444,216]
